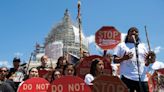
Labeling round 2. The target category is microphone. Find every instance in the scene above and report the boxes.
[132,35,137,44]
[132,35,139,46]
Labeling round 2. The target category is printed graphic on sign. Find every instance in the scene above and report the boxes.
[95,26,121,50]
[77,55,112,79]
[38,70,49,77]
[17,77,50,92]
[48,76,91,92]
[92,75,128,92]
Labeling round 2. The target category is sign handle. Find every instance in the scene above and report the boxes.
[145,26,151,51]
[77,0,82,59]
[103,50,107,57]
[26,52,33,74]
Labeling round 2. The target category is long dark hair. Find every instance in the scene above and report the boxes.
[51,69,62,82]
[63,64,76,76]
[23,67,37,81]
[90,59,100,77]
[125,27,140,44]
[55,56,68,69]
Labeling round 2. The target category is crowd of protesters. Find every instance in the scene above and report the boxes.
[1,27,164,92]
[0,51,91,92]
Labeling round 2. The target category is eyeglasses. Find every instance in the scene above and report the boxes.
[0,70,7,72]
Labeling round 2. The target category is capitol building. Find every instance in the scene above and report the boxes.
[29,9,89,68]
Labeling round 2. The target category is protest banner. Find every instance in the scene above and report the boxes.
[48,76,91,92]
[95,26,121,50]
[77,55,112,79]
[17,77,50,92]
[38,69,49,77]
[92,75,128,92]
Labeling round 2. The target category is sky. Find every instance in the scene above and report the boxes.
[0,0,164,67]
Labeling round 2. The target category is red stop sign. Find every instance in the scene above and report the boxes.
[76,55,112,79]
[48,76,91,92]
[95,26,121,50]
[17,78,50,92]
[92,75,128,92]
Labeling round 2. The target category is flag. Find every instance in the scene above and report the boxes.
[67,53,80,65]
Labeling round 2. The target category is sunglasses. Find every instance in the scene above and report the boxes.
[0,70,7,72]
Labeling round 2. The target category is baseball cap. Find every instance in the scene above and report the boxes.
[13,57,21,62]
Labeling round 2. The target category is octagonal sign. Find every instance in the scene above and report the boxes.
[95,26,121,50]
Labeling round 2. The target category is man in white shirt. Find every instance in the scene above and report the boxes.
[113,27,155,92]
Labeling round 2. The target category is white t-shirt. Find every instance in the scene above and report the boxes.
[84,74,94,85]
[114,42,149,81]
[151,61,164,70]
[147,61,164,75]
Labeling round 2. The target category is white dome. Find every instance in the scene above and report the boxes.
[44,9,88,58]
[72,25,88,47]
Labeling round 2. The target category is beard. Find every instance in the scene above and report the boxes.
[0,74,7,79]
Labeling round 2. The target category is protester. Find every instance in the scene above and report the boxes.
[0,67,9,82]
[55,56,69,73]
[63,64,76,76]
[51,69,62,82]
[17,67,39,91]
[23,67,39,81]
[37,55,49,70]
[82,50,90,58]
[8,57,24,80]
[36,55,54,78]
[28,67,39,78]
[113,27,155,92]
[0,66,16,92]
[84,59,104,85]
[7,57,24,91]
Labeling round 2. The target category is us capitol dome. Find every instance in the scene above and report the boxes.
[30,9,88,67]
[44,9,88,60]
